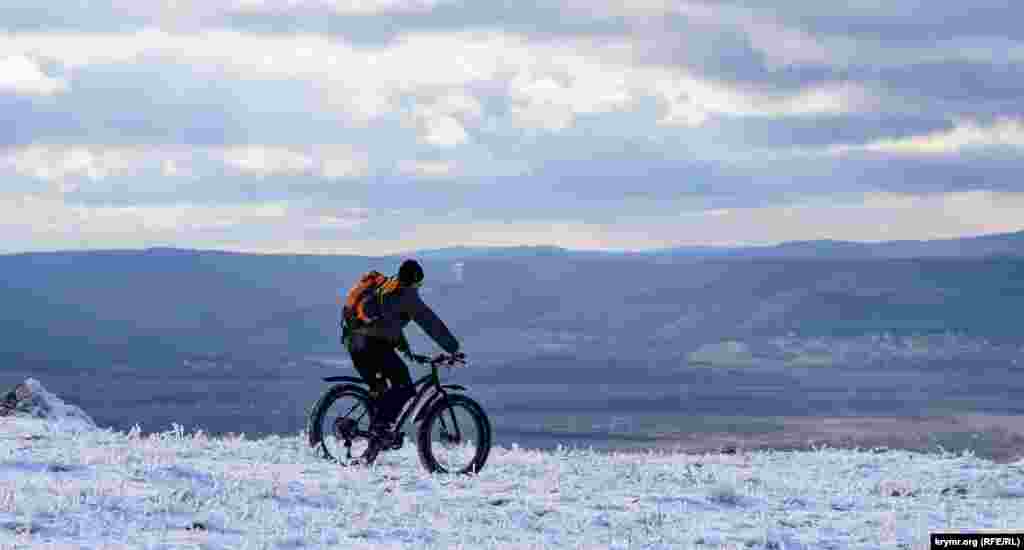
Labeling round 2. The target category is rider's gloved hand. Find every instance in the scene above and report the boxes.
[452,351,466,361]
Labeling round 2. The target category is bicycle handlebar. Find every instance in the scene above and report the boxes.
[409,352,466,367]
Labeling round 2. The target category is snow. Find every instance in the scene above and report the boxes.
[6,378,97,433]
[2,380,1024,549]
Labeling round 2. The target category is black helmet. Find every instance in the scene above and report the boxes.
[398,259,424,286]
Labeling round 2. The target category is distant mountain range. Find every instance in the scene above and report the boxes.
[15,230,1021,262]
[406,230,1024,260]
[2,229,1024,375]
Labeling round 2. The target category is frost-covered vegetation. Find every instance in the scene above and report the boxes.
[2,381,1024,549]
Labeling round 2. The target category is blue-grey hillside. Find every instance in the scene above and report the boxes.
[3,232,1024,442]
[2,232,1024,371]
[649,229,1024,259]
[414,230,1024,260]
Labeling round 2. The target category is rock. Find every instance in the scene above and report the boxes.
[941,484,969,497]
[0,383,30,417]
[878,479,918,497]
[0,379,96,430]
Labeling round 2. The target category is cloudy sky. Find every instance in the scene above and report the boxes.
[2,1,1023,254]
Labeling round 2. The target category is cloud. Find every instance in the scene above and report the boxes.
[397,159,457,178]
[213,142,373,181]
[421,115,469,147]
[224,144,315,175]
[767,1,1024,43]
[0,28,877,136]
[1,2,1022,254]
[231,0,453,16]
[709,113,953,150]
[579,1,833,70]
[0,143,369,193]
[571,3,1024,119]
[665,191,1024,246]
[1,145,146,192]
[0,195,287,234]
[739,15,831,69]
[220,146,315,176]
[402,92,481,146]
[5,185,1023,254]
[377,190,1024,252]
[868,61,1024,119]
[0,54,67,95]
[307,207,370,230]
[317,145,372,179]
[0,1,456,35]
[161,158,180,177]
[0,195,372,252]
[831,118,1024,156]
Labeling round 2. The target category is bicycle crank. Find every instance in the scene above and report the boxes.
[334,417,357,440]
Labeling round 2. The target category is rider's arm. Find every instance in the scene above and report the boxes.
[406,290,460,354]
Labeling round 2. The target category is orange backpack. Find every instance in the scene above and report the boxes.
[342,271,390,329]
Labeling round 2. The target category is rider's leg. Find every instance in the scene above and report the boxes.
[348,334,388,399]
[371,346,415,429]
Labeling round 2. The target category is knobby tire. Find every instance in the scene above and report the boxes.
[307,384,375,463]
[416,393,492,475]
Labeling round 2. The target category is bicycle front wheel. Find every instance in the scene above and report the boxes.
[416,394,491,475]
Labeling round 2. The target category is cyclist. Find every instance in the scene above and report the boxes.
[345,259,462,453]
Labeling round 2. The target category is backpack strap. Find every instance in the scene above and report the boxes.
[377,276,401,300]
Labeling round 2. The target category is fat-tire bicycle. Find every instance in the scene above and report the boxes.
[307,352,492,474]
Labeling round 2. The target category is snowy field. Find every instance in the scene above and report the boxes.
[2,380,1024,549]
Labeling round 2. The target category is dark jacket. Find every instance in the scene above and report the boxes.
[351,285,459,354]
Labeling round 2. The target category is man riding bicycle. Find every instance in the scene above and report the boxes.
[343,259,462,452]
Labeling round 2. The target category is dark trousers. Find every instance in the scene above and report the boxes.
[348,334,415,427]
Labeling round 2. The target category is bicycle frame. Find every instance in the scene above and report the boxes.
[321,362,466,432]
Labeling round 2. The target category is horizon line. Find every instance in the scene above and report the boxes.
[2,228,1023,258]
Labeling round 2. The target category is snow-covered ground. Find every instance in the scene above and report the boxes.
[2,380,1024,549]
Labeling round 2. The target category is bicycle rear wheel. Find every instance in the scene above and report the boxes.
[307,385,376,464]
[416,394,491,475]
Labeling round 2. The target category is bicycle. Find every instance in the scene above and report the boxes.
[306,352,492,474]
